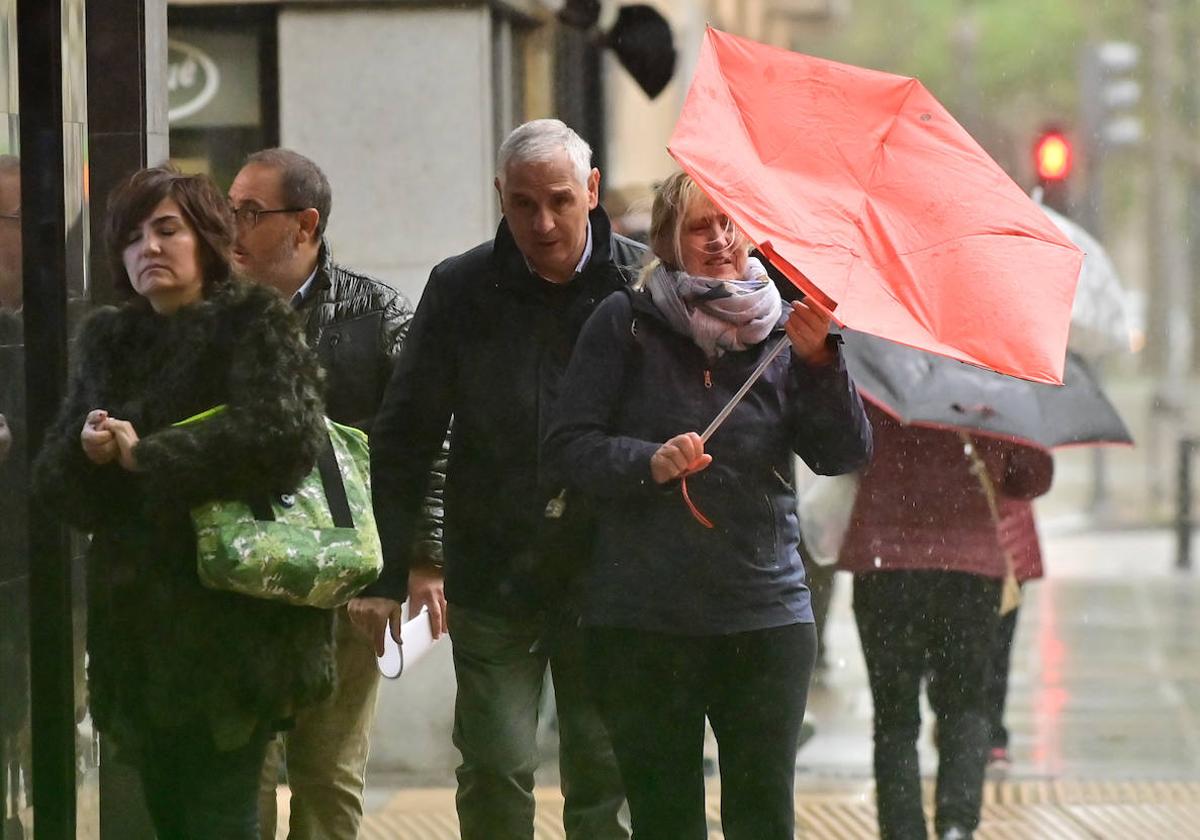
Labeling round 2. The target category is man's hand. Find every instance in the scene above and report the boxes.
[81,410,119,465]
[786,300,834,366]
[347,596,404,657]
[0,414,10,464]
[407,564,447,639]
[650,432,712,484]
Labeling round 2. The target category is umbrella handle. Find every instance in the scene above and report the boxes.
[700,334,792,444]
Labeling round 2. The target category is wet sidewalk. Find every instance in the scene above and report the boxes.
[290,523,1200,838]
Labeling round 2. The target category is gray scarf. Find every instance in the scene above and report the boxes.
[646,256,783,358]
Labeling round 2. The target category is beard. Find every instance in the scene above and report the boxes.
[242,237,301,293]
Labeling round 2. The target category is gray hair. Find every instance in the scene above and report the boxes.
[496,119,592,188]
[243,148,332,238]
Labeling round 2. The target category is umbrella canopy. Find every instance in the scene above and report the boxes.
[669,27,1084,384]
[1037,200,1136,359]
[841,329,1133,450]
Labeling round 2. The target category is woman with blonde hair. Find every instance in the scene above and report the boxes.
[544,171,873,839]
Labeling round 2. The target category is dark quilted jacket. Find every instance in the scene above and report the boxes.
[838,405,1054,578]
[296,242,444,567]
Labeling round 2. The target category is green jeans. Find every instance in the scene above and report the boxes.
[259,606,380,840]
[449,604,629,840]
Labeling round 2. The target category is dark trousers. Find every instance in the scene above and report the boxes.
[139,724,271,840]
[853,571,1000,840]
[983,602,1020,750]
[586,623,817,840]
[448,604,629,840]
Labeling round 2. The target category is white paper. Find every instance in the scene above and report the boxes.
[377,605,441,679]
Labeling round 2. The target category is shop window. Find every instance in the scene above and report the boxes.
[167,6,277,188]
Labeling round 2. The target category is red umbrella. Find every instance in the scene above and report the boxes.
[668,27,1084,384]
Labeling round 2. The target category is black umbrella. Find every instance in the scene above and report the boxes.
[841,330,1133,450]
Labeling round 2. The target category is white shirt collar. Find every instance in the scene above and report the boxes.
[576,222,594,275]
[525,222,593,282]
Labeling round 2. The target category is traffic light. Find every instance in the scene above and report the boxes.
[1033,126,1073,212]
[1034,129,1073,182]
[1080,41,1142,152]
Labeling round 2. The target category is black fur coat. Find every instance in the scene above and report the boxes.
[34,280,335,755]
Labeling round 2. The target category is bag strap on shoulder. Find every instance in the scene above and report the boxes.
[175,405,354,528]
[317,436,354,529]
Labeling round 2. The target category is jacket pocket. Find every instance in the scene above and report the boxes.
[750,492,782,571]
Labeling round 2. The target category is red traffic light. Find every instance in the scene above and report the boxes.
[1034,131,1072,181]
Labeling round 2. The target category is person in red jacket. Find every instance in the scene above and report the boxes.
[839,404,1053,840]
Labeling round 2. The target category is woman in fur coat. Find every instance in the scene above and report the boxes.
[35,167,334,838]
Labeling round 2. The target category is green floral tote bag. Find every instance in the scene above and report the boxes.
[174,406,383,608]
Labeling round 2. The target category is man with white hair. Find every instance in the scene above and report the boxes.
[356,120,642,839]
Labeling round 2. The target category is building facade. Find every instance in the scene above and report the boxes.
[168,0,565,303]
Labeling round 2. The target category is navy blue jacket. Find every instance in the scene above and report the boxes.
[544,288,873,635]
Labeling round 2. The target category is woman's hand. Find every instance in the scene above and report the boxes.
[786,300,834,366]
[650,432,712,484]
[102,417,141,472]
[80,410,119,465]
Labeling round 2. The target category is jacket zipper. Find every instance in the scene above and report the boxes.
[703,369,713,389]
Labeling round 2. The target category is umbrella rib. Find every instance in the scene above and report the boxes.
[858,77,920,194]
[846,78,919,273]
[711,40,761,178]
[876,228,1085,261]
[850,80,1081,260]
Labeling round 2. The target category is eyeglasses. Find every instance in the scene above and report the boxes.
[229,206,307,230]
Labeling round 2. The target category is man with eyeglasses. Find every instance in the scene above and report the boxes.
[228,148,445,840]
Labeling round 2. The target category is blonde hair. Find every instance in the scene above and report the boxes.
[636,171,748,289]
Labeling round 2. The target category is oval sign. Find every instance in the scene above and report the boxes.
[167,38,221,123]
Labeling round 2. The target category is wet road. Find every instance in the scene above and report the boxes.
[283,524,1200,838]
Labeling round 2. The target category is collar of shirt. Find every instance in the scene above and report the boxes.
[289,265,320,309]
[524,222,593,282]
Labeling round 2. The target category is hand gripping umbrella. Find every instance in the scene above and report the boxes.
[669,27,1084,389]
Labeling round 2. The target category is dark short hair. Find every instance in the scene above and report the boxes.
[105,166,235,297]
[243,148,332,238]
